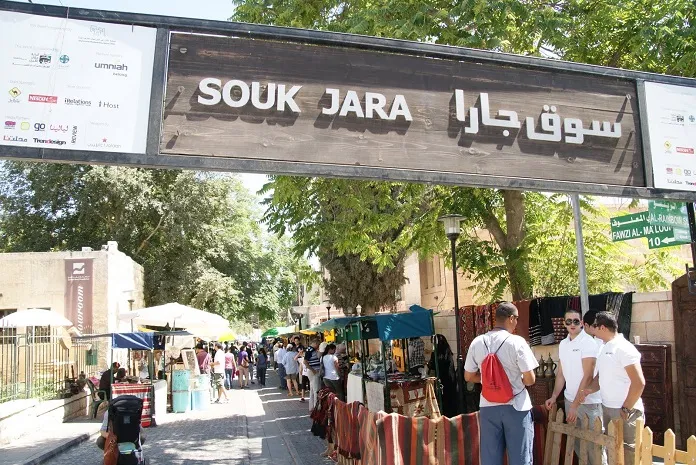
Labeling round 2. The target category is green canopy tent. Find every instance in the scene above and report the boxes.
[261,325,296,338]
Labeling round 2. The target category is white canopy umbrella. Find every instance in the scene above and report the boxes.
[0,308,74,328]
[117,302,228,331]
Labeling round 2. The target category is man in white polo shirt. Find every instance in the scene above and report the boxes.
[545,308,606,465]
[578,311,645,465]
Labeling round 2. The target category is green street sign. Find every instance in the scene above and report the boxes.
[648,228,691,249]
[610,208,692,248]
[610,212,649,241]
[648,201,689,229]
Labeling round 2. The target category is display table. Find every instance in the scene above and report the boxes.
[347,372,363,404]
[153,380,167,423]
[365,377,440,418]
[112,383,153,427]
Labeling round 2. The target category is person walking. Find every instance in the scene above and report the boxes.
[322,343,345,401]
[237,345,251,389]
[577,311,646,465]
[296,347,310,402]
[304,338,323,410]
[464,302,539,465]
[257,347,268,387]
[284,344,300,396]
[224,347,236,390]
[545,308,606,465]
[276,343,287,390]
[212,343,230,403]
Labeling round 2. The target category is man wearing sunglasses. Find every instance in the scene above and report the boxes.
[578,311,645,465]
[545,308,606,465]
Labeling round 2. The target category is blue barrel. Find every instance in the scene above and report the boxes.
[172,370,190,391]
[172,390,190,413]
[191,389,209,411]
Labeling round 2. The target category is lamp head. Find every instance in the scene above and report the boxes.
[438,214,465,238]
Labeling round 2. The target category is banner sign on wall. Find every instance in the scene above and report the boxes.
[643,82,696,191]
[65,258,93,334]
[162,34,644,188]
[0,11,156,153]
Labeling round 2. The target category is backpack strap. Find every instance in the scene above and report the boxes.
[483,334,510,354]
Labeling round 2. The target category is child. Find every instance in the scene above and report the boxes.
[296,347,310,402]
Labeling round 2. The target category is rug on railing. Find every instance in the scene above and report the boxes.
[358,405,386,465]
[434,412,480,465]
[389,377,441,419]
[311,387,337,441]
[531,405,549,465]
[333,399,363,459]
[377,412,438,465]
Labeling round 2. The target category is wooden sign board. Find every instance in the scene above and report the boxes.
[162,33,644,187]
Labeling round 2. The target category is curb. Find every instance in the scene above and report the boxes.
[20,431,100,465]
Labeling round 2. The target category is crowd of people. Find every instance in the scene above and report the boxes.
[191,335,350,409]
[464,302,646,465]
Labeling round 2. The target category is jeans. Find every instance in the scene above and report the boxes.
[323,378,345,402]
[258,366,267,386]
[224,368,234,390]
[603,406,644,465]
[308,372,321,411]
[277,363,287,389]
[564,400,607,465]
[479,405,533,465]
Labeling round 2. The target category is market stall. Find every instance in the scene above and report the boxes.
[311,307,441,418]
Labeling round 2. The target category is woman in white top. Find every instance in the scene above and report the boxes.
[321,344,345,402]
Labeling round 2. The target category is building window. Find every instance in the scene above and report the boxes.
[434,255,442,287]
[0,309,17,343]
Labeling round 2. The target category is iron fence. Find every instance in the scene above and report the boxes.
[0,329,77,404]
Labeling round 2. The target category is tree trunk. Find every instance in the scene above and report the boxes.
[501,190,533,300]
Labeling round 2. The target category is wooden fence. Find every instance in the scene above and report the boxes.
[544,406,624,465]
[635,418,696,465]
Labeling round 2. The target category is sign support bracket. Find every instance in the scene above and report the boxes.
[571,194,590,314]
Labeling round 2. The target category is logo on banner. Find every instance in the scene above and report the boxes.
[4,120,16,129]
[29,94,58,104]
[666,168,673,175]
[72,262,85,275]
[50,124,69,133]
[94,62,128,77]
[34,123,46,131]
[87,137,122,149]
[98,101,119,109]
[64,98,91,106]
[71,126,78,144]
[8,87,21,103]
[20,122,30,130]
[676,147,695,155]
[3,135,27,142]
[59,55,70,64]
[33,137,66,145]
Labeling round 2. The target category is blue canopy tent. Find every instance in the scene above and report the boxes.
[112,332,155,350]
[317,306,440,413]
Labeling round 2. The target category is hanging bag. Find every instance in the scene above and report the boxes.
[480,335,515,403]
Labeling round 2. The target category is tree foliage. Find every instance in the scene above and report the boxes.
[0,162,309,323]
[232,0,691,304]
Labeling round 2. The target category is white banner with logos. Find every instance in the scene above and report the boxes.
[0,11,156,153]
[644,82,696,191]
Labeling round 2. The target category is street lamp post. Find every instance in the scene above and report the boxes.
[325,301,332,321]
[438,214,466,415]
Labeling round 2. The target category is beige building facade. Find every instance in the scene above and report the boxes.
[0,242,145,371]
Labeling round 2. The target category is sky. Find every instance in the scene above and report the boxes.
[10,0,270,196]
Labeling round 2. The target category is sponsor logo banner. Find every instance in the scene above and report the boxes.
[28,94,58,104]
[64,258,93,333]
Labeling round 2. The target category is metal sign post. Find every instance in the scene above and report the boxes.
[571,194,590,315]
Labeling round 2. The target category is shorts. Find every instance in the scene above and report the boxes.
[213,372,224,388]
[286,373,298,380]
[300,375,310,390]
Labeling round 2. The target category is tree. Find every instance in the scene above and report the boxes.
[233,0,691,302]
[261,176,444,313]
[0,161,308,323]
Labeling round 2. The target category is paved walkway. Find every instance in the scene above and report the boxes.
[1,368,331,465]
